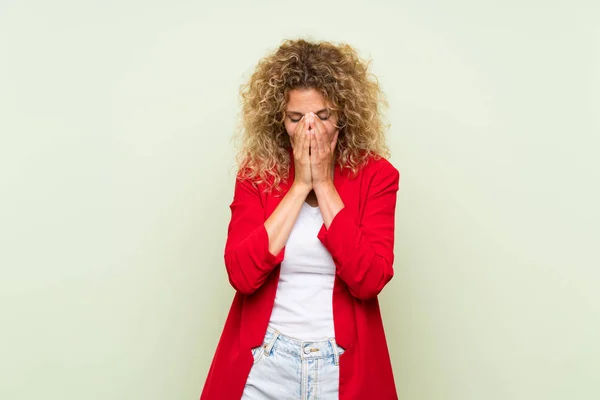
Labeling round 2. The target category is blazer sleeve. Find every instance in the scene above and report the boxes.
[224,175,285,295]
[317,162,400,300]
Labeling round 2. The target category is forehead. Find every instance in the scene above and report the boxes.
[285,88,329,112]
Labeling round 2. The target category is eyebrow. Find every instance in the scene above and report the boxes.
[285,108,329,115]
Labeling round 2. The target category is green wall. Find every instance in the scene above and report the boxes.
[1,1,598,399]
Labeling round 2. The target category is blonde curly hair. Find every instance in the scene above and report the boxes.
[234,38,391,192]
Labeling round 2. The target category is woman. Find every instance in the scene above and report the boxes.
[200,38,400,400]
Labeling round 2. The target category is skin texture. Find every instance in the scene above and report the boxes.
[263,88,346,256]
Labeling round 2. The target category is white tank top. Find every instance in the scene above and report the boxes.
[268,201,336,340]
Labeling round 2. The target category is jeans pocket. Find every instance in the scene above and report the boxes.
[251,344,266,365]
[336,344,346,356]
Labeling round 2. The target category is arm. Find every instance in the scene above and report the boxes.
[316,162,400,300]
[224,174,309,295]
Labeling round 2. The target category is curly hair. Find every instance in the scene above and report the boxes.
[234,38,391,192]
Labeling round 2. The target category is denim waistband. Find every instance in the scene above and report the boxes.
[262,326,342,365]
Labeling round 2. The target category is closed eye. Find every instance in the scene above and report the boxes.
[317,110,330,121]
[287,109,331,123]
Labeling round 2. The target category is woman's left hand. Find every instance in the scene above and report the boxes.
[307,112,339,189]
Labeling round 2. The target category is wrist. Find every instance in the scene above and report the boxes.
[313,179,335,195]
[291,181,312,196]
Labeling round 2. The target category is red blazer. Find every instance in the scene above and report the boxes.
[200,150,400,400]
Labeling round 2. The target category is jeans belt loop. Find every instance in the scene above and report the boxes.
[264,330,280,356]
[328,338,340,366]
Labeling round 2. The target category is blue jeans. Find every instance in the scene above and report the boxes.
[241,326,346,400]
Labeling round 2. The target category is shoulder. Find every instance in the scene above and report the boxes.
[360,154,400,180]
[354,155,400,200]
[234,166,281,198]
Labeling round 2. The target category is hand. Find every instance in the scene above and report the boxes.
[307,112,339,188]
[289,115,312,192]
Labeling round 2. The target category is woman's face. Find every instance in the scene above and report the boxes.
[283,88,339,146]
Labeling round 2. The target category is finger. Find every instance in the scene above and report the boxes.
[314,115,328,144]
[313,119,326,155]
[296,122,306,155]
[311,130,319,162]
[292,116,306,148]
[330,130,339,152]
[295,115,306,136]
[315,117,336,152]
[303,125,310,161]
[309,127,315,159]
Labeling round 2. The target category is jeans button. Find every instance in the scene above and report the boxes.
[303,346,311,354]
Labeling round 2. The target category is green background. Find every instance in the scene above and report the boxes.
[1,0,599,399]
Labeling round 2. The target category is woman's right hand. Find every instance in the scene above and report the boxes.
[290,115,312,193]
